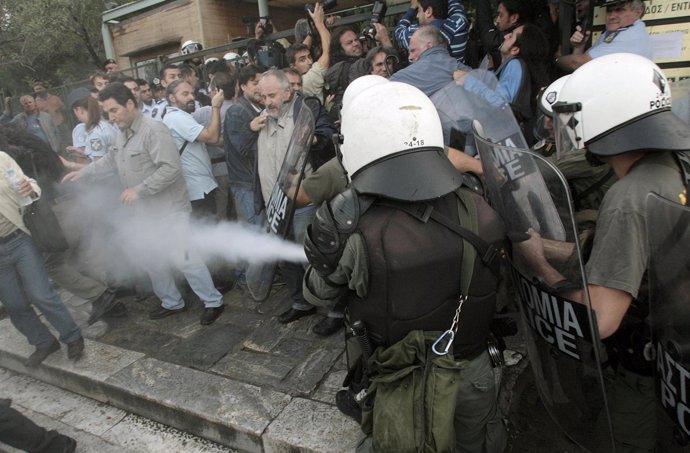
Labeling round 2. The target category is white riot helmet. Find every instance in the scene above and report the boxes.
[339,82,461,201]
[538,75,569,117]
[553,53,690,156]
[181,40,202,55]
[223,52,240,62]
[205,57,219,65]
[534,75,569,144]
[341,75,389,118]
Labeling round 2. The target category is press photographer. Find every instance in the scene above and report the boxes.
[286,2,333,103]
[325,4,395,121]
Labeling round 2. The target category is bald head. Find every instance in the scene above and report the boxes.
[408,25,446,62]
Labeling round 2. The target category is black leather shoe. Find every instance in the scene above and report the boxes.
[45,431,77,453]
[149,306,186,320]
[312,316,344,336]
[277,307,317,324]
[103,302,128,319]
[87,289,119,325]
[24,339,60,368]
[66,337,84,361]
[200,305,225,325]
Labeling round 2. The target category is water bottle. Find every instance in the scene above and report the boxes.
[7,168,32,207]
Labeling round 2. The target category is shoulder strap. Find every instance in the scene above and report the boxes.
[179,141,189,155]
[454,189,478,296]
[377,192,500,291]
[675,151,690,205]
[337,62,353,94]
[571,168,615,209]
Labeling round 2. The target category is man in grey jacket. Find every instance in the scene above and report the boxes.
[63,83,225,326]
[11,95,61,153]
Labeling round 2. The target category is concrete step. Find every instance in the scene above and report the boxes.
[0,319,363,453]
[0,369,232,453]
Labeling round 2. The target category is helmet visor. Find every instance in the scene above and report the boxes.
[182,43,202,55]
[553,101,584,160]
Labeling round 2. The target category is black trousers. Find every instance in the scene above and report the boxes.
[0,398,73,452]
[190,189,218,221]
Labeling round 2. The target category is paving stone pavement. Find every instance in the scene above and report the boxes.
[0,281,585,452]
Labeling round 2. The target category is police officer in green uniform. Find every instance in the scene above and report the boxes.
[303,81,508,453]
[518,53,690,453]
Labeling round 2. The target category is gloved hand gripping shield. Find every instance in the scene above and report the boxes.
[474,119,615,452]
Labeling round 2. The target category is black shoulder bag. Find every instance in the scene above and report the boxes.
[22,155,69,253]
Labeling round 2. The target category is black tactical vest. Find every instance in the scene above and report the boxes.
[347,191,504,359]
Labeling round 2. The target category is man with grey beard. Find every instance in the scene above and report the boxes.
[163,80,224,218]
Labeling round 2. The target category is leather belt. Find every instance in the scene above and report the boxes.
[0,229,23,244]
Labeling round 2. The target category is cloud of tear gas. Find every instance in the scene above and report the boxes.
[53,178,306,286]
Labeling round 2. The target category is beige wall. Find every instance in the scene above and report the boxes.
[109,0,307,70]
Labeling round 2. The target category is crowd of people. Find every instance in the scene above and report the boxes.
[1,0,685,451]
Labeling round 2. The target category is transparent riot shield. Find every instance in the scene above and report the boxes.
[435,69,566,240]
[647,193,690,452]
[431,69,527,156]
[246,104,315,302]
[474,124,615,452]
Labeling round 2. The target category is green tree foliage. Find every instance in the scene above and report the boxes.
[0,0,112,94]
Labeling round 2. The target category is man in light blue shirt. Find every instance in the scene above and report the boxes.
[163,80,224,218]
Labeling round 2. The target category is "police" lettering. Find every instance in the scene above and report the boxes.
[657,343,690,436]
[266,185,289,234]
[650,96,672,110]
[513,268,589,360]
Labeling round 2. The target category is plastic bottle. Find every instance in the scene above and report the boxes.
[7,168,33,207]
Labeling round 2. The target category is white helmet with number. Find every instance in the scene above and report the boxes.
[553,53,690,156]
[339,81,461,201]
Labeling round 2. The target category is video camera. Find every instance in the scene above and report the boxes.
[359,0,387,45]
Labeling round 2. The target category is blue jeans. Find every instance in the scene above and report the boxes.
[230,185,266,284]
[230,185,266,228]
[0,231,81,347]
[280,205,316,310]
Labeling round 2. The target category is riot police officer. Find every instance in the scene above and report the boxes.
[303,81,508,453]
[518,53,690,453]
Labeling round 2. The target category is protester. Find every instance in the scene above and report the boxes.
[11,95,61,154]
[0,149,84,367]
[395,0,470,62]
[62,83,225,326]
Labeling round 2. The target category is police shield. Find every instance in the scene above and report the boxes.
[246,103,316,302]
[647,193,690,451]
[474,124,615,451]
[431,69,528,156]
